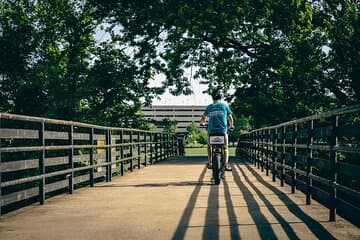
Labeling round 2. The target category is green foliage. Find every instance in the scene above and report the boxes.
[91,0,360,129]
[229,115,251,143]
[186,122,200,136]
[159,118,177,133]
[185,122,208,146]
[196,130,208,145]
[186,122,200,144]
[1,0,359,131]
[0,0,160,128]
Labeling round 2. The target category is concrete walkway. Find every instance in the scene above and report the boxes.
[0,157,359,240]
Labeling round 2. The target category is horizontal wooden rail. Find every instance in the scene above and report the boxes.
[236,104,360,226]
[0,113,178,216]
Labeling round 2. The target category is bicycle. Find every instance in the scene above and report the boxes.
[209,133,227,185]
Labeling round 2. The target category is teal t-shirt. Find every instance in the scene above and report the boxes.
[204,102,232,134]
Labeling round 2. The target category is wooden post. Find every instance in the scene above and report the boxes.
[39,121,46,204]
[172,134,176,156]
[129,131,133,171]
[155,133,159,162]
[291,124,297,194]
[137,131,141,169]
[68,125,74,194]
[252,132,255,165]
[0,118,2,216]
[150,133,153,164]
[163,133,167,159]
[261,130,264,172]
[166,134,170,158]
[306,120,313,205]
[144,132,147,166]
[105,129,112,181]
[252,132,255,164]
[247,133,251,160]
[249,133,252,163]
[255,131,260,169]
[109,130,112,181]
[329,115,338,221]
[160,133,164,161]
[90,128,94,187]
[272,128,277,182]
[266,129,270,176]
[280,126,286,187]
[163,133,166,160]
[120,130,124,176]
[253,132,255,164]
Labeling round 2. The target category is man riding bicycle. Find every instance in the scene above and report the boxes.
[200,88,234,171]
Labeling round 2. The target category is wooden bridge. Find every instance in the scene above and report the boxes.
[1,106,360,239]
[0,156,359,240]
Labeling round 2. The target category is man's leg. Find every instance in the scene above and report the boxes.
[224,148,231,170]
[224,134,232,171]
[207,144,211,168]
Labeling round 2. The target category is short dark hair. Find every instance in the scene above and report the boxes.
[211,89,222,100]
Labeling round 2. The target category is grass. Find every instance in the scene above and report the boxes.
[184,146,236,156]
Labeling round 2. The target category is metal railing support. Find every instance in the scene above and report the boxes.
[39,121,46,204]
[69,125,74,193]
[329,115,338,221]
[90,128,94,186]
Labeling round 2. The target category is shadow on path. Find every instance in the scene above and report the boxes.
[223,178,241,239]
[243,162,336,240]
[172,166,207,240]
[232,164,278,239]
[203,185,219,240]
[95,181,210,188]
[235,164,300,239]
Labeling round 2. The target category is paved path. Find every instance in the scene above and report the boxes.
[0,157,359,240]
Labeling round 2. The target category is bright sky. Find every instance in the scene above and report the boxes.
[148,67,212,106]
[151,78,212,106]
[94,28,212,106]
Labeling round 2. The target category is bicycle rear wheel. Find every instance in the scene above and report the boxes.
[212,152,221,185]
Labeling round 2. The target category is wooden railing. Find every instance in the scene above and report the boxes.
[236,104,360,225]
[0,113,177,216]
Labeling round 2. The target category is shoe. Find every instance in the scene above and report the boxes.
[225,166,232,171]
[207,163,212,169]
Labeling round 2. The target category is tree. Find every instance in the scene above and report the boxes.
[229,114,251,146]
[2,1,359,131]
[0,0,161,128]
[0,0,42,113]
[160,118,177,133]
[196,130,208,146]
[186,122,200,144]
[91,0,360,128]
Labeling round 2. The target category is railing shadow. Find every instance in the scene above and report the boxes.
[172,166,207,240]
[242,161,336,240]
[170,157,336,240]
[223,177,241,239]
[94,181,209,188]
[232,163,278,239]
[235,164,300,239]
[203,185,220,240]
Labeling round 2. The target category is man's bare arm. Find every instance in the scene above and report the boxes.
[228,114,234,129]
[200,114,207,126]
